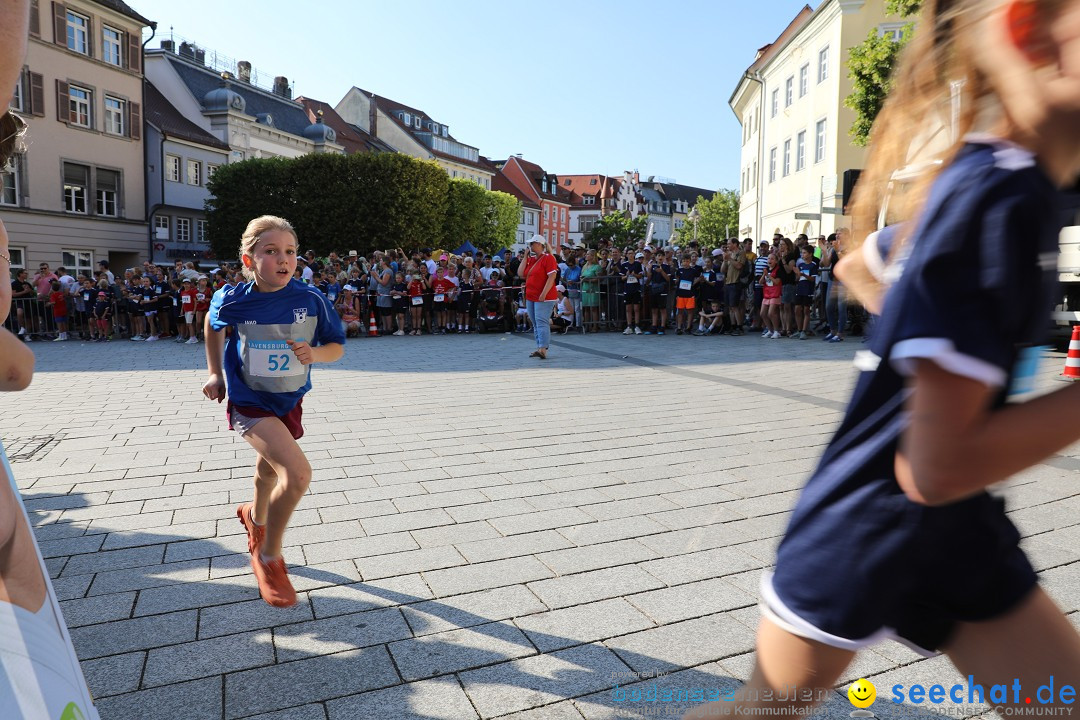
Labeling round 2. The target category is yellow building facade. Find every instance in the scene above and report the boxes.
[730,0,891,242]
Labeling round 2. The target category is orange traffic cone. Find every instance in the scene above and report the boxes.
[1064,326,1080,380]
[368,311,379,337]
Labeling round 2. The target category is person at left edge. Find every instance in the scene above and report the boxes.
[203,216,345,608]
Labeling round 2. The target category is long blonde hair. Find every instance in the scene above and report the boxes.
[239,215,297,281]
[845,0,1066,307]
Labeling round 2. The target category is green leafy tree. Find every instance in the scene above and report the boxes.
[481,191,521,255]
[844,0,923,146]
[443,178,488,251]
[676,189,740,249]
[205,157,294,261]
[586,213,649,247]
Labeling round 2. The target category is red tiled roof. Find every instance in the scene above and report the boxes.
[746,5,813,73]
[558,174,619,208]
[492,172,540,209]
[505,157,571,204]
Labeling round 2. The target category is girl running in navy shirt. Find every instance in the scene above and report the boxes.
[203,216,344,608]
[685,1,1080,716]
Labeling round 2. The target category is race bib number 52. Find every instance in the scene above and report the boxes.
[247,340,306,378]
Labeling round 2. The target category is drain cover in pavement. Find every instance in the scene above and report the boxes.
[4,435,62,463]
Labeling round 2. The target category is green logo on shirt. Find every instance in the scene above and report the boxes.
[59,702,86,720]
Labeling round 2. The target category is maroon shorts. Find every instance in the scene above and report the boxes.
[226,398,304,440]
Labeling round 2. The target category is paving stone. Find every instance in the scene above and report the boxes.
[455,529,574,563]
[460,642,631,718]
[36,533,106,558]
[409,520,501,548]
[93,677,223,720]
[401,584,549,636]
[87,558,209,596]
[636,545,766,586]
[80,651,145,698]
[62,543,166,577]
[238,704,328,720]
[143,630,275,686]
[604,613,756,673]
[100,520,218,551]
[355,545,467,581]
[135,575,260,615]
[497,700,586,720]
[223,646,400,719]
[70,609,197,659]
[307,573,434,619]
[389,619,536,680]
[558,517,669,546]
[446,498,536,523]
[626,577,756,625]
[488,507,597,536]
[58,591,136,627]
[573,660,740,720]
[515,598,656,652]
[326,676,477,720]
[300,531,418,565]
[198,595,315,639]
[527,566,665,610]
[423,556,554,597]
[537,539,660,575]
[273,607,413,662]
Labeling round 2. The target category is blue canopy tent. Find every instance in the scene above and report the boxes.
[453,240,479,256]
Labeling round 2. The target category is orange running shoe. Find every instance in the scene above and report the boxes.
[236,503,265,556]
[251,554,296,608]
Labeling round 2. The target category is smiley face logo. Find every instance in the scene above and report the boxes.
[848,678,876,708]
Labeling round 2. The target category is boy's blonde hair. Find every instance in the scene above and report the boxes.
[239,215,298,281]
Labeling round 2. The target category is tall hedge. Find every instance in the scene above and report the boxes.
[205,152,518,262]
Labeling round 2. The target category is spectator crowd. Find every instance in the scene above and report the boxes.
[6,233,864,344]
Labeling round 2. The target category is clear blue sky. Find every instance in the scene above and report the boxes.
[145,0,816,191]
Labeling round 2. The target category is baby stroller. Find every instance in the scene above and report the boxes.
[475,287,505,333]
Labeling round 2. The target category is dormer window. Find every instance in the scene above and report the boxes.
[414,116,421,129]
[441,126,448,137]
[431,122,439,134]
[402,112,411,125]
[589,178,597,186]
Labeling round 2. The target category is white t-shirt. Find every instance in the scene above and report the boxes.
[424,259,437,275]
[0,445,100,719]
[480,267,495,281]
[301,266,314,284]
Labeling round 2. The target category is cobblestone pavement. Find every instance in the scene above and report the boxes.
[4,331,1079,720]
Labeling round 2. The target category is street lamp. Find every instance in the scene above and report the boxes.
[687,206,700,243]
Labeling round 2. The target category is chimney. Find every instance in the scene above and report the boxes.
[273,76,290,98]
[237,61,251,83]
[633,171,640,183]
[369,94,377,136]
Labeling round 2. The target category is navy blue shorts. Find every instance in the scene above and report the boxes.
[724,284,742,308]
[767,487,1036,655]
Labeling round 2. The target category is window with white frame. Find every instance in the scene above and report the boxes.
[785,77,793,107]
[63,162,89,213]
[11,77,22,111]
[102,26,122,66]
[818,46,830,83]
[165,154,180,182]
[69,85,91,128]
[560,208,565,223]
[544,206,549,221]
[6,247,24,270]
[104,96,124,135]
[196,219,207,244]
[771,89,778,117]
[796,131,806,171]
[206,163,219,181]
[187,159,201,186]
[154,214,170,240]
[176,217,191,243]
[752,160,757,188]
[583,195,595,205]
[1,157,18,206]
[879,23,905,41]
[783,139,791,177]
[815,119,827,163]
[799,64,809,97]
[96,168,119,216]
[527,212,535,225]
[66,11,89,55]
[769,147,777,183]
[62,250,93,278]
[519,210,525,224]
